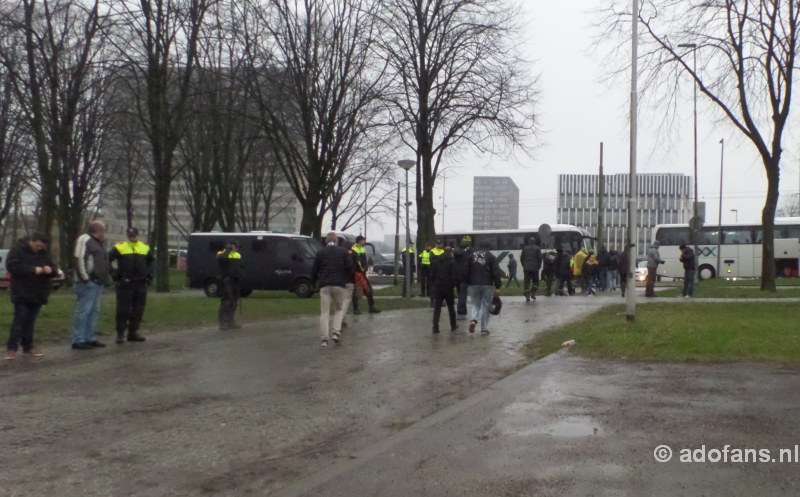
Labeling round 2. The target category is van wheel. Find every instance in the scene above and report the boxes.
[240,288,253,297]
[376,268,385,275]
[204,279,220,297]
[698,264,716,280]
[294,278,313,298]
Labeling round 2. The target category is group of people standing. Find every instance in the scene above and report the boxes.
[5,221,153,360]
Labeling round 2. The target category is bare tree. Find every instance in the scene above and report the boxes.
[240,0,388,238]
[0,53,30,232]
[109,0,216,291]
[376,0,538,247]
[602,0,799,290]
[0,0,108,266]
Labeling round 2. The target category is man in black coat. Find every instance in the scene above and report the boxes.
[312,232,355,347]
[520,236,542,302]
[430,246,458,334]
[5,233,58,360]
[465,242,502,335]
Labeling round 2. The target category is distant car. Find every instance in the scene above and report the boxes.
[636,260,648,282]
[371,258,404,276]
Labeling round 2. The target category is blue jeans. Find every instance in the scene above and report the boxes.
[607,270,618,290]
[72,281,104,344]
[468,285,494,332]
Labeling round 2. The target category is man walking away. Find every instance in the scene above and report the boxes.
[5,233,58,360]
[313,232,354,347]
[427,240,445,306]
[606,249,620,291]
[520,236,542,302]
[454,236,472,320]
[645,241,664,297]
[541,250,557,296]
[217,241,243,330]
[108,227,154,344]
[350,235,380,314]
[431,246,458,334]
[466,241,502,336]
[679,244,696,298]
[505,253,520,288]
[554,248,573,296]
[597,247,609,291]
[72,220,109,350]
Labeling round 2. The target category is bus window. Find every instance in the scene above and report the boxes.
[472,234,498,250]
[656,227,691,246]
[785,225,800,239]
[723,229,752,245]
[699,227,719,245]
[499,233,526,250]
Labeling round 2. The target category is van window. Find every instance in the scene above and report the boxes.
[294,237,321,258]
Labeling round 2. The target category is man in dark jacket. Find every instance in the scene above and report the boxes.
[520,236,542,302]
[313,232,355,347]
[72,220,110,350]
[679,244,696,298]
[108,227,154,344]
[453,236,472,320]
[4,233,58,360]
[430,246,458,334]
[465,242,502,336]
[541,250,557,296]
[217,241,243,330]
[554,248,573,296]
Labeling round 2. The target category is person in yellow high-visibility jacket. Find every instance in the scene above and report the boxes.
[419,243,432,297]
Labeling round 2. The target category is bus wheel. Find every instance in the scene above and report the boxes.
[204,279,220,298]
[698,264,716,280]
[294,278,314,298]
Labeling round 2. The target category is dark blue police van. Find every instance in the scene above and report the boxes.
[187,232,321,298]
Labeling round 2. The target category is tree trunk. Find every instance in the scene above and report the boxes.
[416,153,436,248]
[760,157,780,291]
[154,153,172,292]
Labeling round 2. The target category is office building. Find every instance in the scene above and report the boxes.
[473,176,519,230]
[557,173,701,256]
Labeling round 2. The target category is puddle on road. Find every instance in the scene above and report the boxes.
[499,402,602,438]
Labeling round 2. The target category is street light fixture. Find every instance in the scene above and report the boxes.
[398,159,415,299]
[679,42,699,282]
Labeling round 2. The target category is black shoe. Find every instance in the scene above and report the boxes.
[71,342,92,350]
[368,308,381,314]
[432,328,440,334]
[127,333,146,342]
[90,340,106,348]
[115,334,125,344]
[353,309,362,315]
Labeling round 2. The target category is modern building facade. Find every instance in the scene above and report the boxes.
[473,177,519,230]
[557,173,701,256]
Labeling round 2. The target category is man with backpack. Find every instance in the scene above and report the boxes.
[520,236,542,302]
[541,250,557,296]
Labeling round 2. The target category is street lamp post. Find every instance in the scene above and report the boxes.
[731,209,738,223]
[717,138,724,278]
[398,159,415,299]
[626,0,640,322]
[679,42,699,281]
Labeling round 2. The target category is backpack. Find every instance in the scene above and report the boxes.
[545,252,556,266]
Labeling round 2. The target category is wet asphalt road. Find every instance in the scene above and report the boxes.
[2,290,800,496]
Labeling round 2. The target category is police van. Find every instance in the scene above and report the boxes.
[186,232,322,298]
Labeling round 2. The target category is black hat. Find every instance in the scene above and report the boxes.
[126,227,139,237]
[356,235,366,243]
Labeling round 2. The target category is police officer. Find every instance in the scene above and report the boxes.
[427,239,445,306]
[350,235,380,314]
[108,227,154,344]
[217,241,243,330]
[418,243,432,297]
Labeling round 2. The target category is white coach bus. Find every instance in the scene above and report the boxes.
[652,218,800,280]
[437,224,595,275]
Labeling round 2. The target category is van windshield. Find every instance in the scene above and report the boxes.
[294,237,322,258]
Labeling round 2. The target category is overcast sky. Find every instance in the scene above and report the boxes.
[367,2,800,244]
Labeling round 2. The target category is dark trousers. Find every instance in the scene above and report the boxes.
[542,271,555,295]
[620,272,629,297]
[116,280,148,335]
[6,302,42,352]
[555,275,574,296]
[432,290,456,332]
[352,275,376,310]
[505,271,519,288]
[682,269,695,297]
[219,278,240,328]
[523,270,539,296]
[419,265,430,297]
[645,268,657,297]
[457,282,468,316]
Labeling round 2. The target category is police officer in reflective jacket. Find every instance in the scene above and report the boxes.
[108,227,154,344]
[217,241,243,330]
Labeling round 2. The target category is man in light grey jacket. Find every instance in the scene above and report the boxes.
[645,240,664,297]
[72,220,110,350]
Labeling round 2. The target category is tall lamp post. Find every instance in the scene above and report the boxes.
[398,159,415,299]
[679,42,699,280]
[626,0,640,322]
[716,138,724,278]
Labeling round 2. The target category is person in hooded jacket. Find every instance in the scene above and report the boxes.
[453,236,472,320]
[4,232,59,360]
[430,246,458,334]
[465,241,502,336]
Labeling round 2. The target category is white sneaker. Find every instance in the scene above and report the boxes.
[320,339,329,347]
